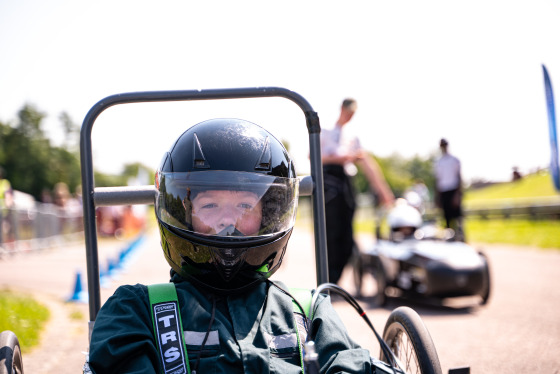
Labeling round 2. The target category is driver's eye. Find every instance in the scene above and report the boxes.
[239,203,254,210]
[201,203,217,209]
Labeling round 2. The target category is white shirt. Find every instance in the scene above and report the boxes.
[320,124,361,175]
[434,153,461,192]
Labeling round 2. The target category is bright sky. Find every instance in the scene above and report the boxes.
[1,1,559,186]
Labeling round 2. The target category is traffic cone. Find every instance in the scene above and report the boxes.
[99,263,112,288]
[67,270,88,303]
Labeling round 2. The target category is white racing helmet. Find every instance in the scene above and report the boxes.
[387,198,423,240]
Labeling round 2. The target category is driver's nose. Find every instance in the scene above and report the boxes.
[215,205,238,230]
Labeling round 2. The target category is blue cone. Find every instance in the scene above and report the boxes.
[67,270,88,303]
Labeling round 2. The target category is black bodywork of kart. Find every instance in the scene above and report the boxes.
[353,222,491,307]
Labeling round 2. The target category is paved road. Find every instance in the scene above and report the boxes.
[1,227,559,373]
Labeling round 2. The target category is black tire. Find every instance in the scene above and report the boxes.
[0,331,24,374]
[381,307,442,374]
[371,257,387,307]
[478,251,491,305]
[351,244,363,297]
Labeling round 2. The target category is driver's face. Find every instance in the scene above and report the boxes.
[191,190,263,236]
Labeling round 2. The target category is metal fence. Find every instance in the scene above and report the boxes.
[462,196,560,220]
[0,203,84,256]
[354,193,560,221]
[3,191,558,257]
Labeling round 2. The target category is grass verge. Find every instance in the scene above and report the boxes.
[0,289,50,352]
[352,216,560,249]
[464,218,560,249]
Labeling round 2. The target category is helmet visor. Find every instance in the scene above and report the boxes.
[156,171,298,238]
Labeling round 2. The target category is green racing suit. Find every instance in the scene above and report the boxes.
[88,272,374,373]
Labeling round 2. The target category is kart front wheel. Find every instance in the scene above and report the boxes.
[0,330,24,374]
[381,307,442,374]
[356,255,386,306]
[371,257,387,306]
[479,251,491,305]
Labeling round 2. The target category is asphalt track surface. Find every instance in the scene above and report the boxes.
[1,226,559,373]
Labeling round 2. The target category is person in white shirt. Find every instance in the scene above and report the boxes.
[320,98,394,284]
[433,138,464,241]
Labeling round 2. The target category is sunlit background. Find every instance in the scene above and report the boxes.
[1,0,559,183]
[1,4,560,373]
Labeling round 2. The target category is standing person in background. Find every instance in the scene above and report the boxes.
[321,98,394,285]
[0,166,14,246]
[434,138,465,241]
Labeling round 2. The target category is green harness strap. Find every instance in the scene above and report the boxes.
[148,283,313,374]
[289,287,314,373]
[148,283,191,374]
[289,287,313,318]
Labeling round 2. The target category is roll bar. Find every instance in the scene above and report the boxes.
[80,87,328,323]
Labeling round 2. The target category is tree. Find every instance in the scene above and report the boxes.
[1,104,50,198]
[94,162,155,188]
[353,152,436,205]
[404,154,436,196]
[122,162,154,185]
[59,111,80,151]
[17,103,46,139]
[0,103,154,200]
[0,104,80,200]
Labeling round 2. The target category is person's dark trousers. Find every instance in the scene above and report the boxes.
[440,188,465,241]
[440,188,461,226]
[323,165,356,284]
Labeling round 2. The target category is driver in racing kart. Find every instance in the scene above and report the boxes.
[87,119,376,373]
[387,198,423,241]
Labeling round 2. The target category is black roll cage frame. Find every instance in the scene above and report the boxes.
[80,87,329,332]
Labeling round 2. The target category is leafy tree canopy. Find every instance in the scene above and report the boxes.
[0,103,152,201]
[353,152,437,205]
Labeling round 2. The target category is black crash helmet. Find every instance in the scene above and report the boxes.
[155,118,299,293]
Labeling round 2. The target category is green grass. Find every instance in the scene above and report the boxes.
[69,309,85,320]
[462,171,560,249]
[352,214,560,249]
[465,218,560,249]
[0,289,50,352]
[464,171,559,205]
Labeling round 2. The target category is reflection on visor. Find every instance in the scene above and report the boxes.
[156,171,298,238]
[216,225,246,237]
[192,190,263,236]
